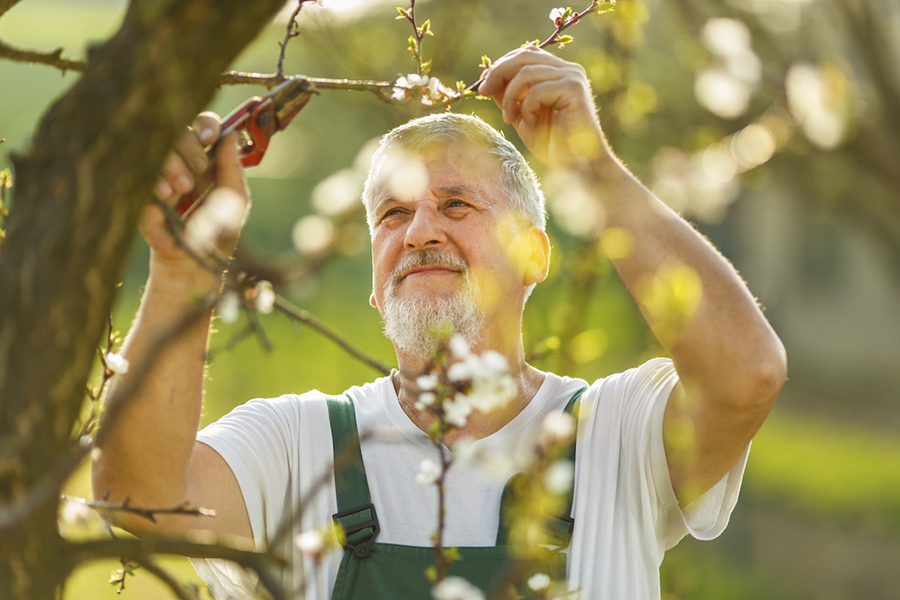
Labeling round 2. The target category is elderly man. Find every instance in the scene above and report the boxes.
[93,49,786,599]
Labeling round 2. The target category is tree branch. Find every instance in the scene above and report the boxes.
[0,39,86,72]
[276,1,313,79]
[0,0,23,19]
[131,559,197,600]
[63,494,215,524]
[62,537,287,600]
[273,296,393,376]
[217,71,401,103]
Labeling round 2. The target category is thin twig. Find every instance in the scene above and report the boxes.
[276,1,305,79]
[207,322,256,361]
[273,296,392,376]
[62,537,288,600]
[0,39,86,72]
[243,299,274,353]
[152,197,231,276]
[133,559,198,600]
[463,0,616,95]
[62,494,215,524]
[217,72,403,104]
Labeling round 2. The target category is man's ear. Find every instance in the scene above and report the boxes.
[524,227,550,286]
[369,292,378,309]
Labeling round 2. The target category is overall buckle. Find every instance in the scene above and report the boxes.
[333,503,380,558]
[543,512,575,550]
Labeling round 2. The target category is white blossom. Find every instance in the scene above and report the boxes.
[59,497,95,528]
[104,352,129,376]
[417,392,436,407]
[549,7,566,24]
[406,73,430,87]
[185,187,246,252]
[423,78,454,105]
[451,350,517,413]
[443,395,472,428]
[255,280,275,314]
[544,459,575,495]
[527,573,552,592]
[218,291,241,324]
[540,411,577,449]
[432,576,485,600]
[465,373,516,414]
[295,529,325,555]
[449,334,471,358]
[415,457,442,486]
[417,374,438,391]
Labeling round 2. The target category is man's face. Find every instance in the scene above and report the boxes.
[368,143,535,355]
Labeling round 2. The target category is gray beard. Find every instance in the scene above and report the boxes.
[381,250,484,359]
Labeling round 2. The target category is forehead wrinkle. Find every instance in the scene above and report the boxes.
[434,184,482,200]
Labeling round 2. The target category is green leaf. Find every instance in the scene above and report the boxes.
[593,0,617,14]
[421,19,432,35]
[421,60,432,74]
[557,34,574,45]
[395,6,410,19]
[425,565,438,583]
[480,55,492,68]
[444,546,463,562]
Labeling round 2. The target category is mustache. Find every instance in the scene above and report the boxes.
[390,249,469,287]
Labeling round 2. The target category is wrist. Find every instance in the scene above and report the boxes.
[148,252,223,297]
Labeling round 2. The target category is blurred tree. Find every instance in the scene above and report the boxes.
[0,1,286,598]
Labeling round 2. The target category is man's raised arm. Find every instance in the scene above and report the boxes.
[479,48,787,505]
[91,114,253,541]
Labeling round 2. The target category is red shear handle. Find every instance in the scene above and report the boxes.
[174,97,277,218]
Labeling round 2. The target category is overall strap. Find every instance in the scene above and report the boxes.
[496,386,588,549]
[561,386,587,521]
[327,395,380,558]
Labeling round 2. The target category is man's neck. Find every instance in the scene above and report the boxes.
[391,347,546,445]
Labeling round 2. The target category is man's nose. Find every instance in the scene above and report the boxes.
[404,206,446,250]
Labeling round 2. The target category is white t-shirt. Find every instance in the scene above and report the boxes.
[192,358,748,599]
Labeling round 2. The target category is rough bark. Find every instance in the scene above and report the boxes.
[0,1,283,598]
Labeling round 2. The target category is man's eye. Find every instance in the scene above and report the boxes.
[447,200,469,208]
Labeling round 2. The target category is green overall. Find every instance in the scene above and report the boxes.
[326,388,586,600]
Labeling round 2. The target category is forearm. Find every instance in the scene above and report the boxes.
[92,256,219,514]
[586,154,786,403]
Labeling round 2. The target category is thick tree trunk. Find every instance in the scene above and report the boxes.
[0,1,283,597]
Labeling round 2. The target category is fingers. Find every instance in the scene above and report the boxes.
[154,112,223,203]
[478,47,564,100]
[481,51,588,125]
[213,132,248,196]
[501,64,569,127]
[192,112,221,146]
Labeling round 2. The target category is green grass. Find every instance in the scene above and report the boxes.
[748,411,900,529]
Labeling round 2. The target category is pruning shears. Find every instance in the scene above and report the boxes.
[176,77,317,218]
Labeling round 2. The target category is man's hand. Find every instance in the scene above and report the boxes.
[141,112,249,280]
[478,47,607,167]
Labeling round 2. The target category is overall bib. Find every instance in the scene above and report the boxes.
[326,388,586,600]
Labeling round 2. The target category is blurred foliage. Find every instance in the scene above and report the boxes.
[3,0,900,598]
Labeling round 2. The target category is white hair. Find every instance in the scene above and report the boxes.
[361,113,546,233]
